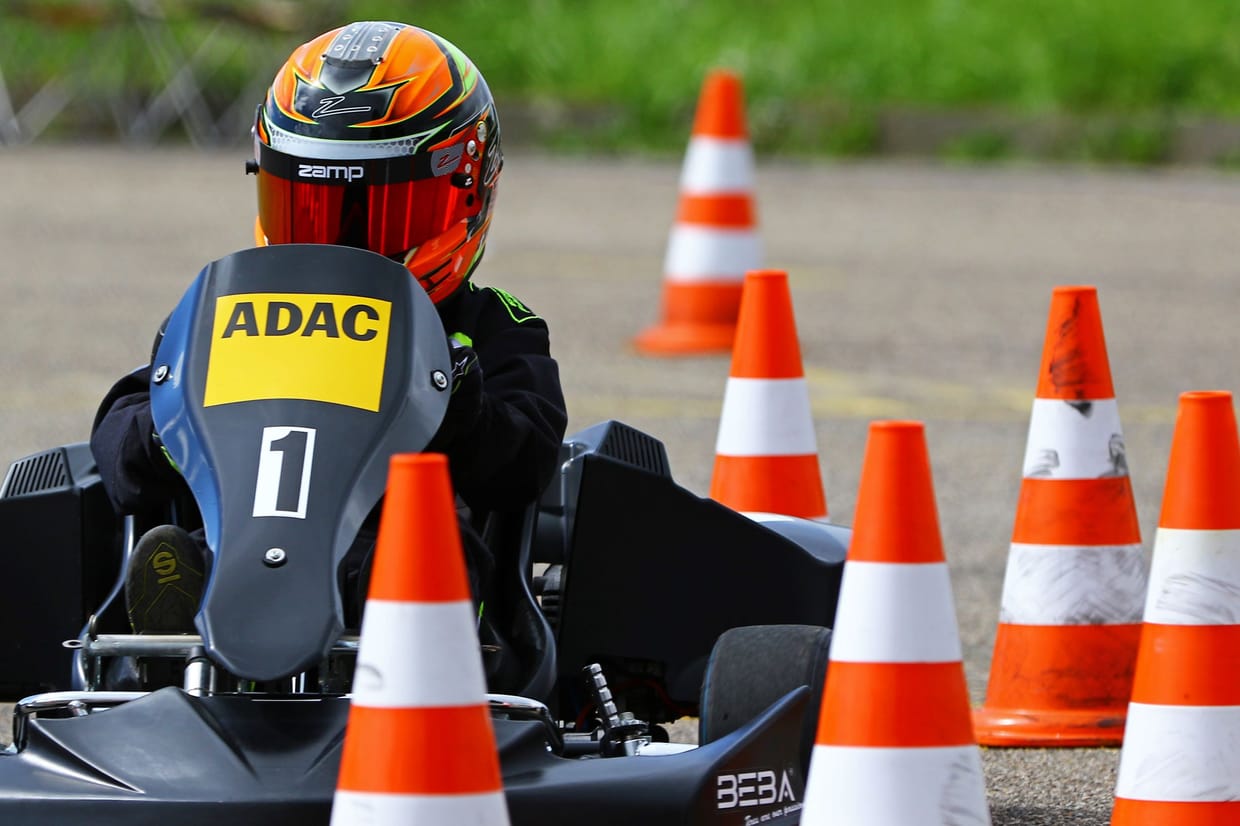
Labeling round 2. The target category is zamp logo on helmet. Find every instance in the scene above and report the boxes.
[297,163,365,182]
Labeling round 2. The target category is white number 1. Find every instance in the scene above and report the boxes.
[253,426,316,518]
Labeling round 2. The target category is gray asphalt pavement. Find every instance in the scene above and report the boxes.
[3,146,1240,824]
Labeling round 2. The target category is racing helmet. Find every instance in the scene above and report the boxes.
[252,21,502,303]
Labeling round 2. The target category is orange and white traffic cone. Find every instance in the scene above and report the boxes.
[633,68,761,356]
[709,269,827,520]
[974,285,1146,747]
[1111,391,1240,824]
[801,421,991,825]
[330,454,509,826]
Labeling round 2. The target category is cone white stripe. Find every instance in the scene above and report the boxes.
[714,377,817,456]
[330,790,509,824]
[679,137,754,191]
[1022,398,1127,479]
[1114,703,1240,801]
[352,600,487,708]
[828,561,963,663]
[1143,527,1240,624]
[802,745,990,825]
[998,543,1147,625]
[662,225,761,281]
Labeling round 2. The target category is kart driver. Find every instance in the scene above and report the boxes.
[89,21,568,683]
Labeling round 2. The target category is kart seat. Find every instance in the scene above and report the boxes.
[481,502,557,702]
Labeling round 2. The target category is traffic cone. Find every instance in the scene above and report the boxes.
[709,269,827,519]
[633,68,761,356]
[974,285,1146,747]
[330,454,509,825]
[1111,391,1240,824]
[801,421,991,825]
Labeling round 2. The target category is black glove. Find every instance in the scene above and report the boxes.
[436,339,484,447]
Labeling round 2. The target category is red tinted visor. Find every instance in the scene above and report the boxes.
[255,143,480,256]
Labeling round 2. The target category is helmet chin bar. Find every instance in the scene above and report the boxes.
[400,220,476,303]
[415,260,459,303]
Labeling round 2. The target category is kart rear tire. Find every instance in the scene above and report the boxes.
[698,624,832,774]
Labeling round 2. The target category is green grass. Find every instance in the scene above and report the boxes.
[5,0,1240,161]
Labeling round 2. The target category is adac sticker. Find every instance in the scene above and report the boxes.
[204,293,391,411]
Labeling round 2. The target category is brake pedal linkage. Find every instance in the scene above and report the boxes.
[582,663,651,757]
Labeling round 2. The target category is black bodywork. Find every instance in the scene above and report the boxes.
[0,245,848,825]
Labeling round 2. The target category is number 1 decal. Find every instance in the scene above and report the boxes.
[253,426,316,518]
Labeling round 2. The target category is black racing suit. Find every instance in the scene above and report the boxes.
[89,279,568,625]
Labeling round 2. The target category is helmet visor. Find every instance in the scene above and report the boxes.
[255,143,480,256]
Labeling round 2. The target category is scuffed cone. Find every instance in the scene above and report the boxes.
[1036,285,1115,401]
[974,284,1145,748]
[1111,391,1240,825]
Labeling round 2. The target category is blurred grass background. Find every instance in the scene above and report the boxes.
[4,0,1240,164]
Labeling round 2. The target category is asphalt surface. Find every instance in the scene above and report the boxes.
[3,146,1240,823]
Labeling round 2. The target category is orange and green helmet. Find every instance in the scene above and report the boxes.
[252,21,502,303]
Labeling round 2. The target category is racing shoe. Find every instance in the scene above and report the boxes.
[125,525,206,634]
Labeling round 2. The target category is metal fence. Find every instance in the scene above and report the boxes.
[0,0,332,146]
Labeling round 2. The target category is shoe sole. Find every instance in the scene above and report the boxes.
[126,534,205,634]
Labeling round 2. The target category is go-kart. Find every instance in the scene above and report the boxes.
[0,244,847,825]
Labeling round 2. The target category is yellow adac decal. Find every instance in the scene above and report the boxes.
[204,293,391,411]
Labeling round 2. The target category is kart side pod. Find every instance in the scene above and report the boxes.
[534,420,848,710]
[0,443,120,698]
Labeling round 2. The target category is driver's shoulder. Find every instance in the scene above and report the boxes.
[447,281,545,329]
